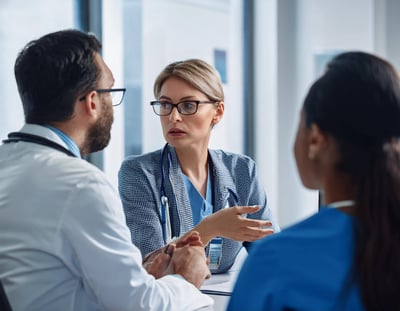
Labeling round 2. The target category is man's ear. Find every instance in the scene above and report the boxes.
[308,123,327,160]
[81,90,99,118]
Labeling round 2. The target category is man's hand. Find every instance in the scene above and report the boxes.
[144,244,176,278]
[144,231,206,279]
[170,244,211,288]
[175,231,204,248]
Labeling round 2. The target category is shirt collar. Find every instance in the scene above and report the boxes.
[44,125,81,158]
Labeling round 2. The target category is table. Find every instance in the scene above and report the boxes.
[200,248,247,310]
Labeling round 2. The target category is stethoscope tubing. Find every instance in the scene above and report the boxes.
[3,132,76,157]
[159,143,171,244]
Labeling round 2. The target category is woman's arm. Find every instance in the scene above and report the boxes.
[179,206,274,246]
[118,156,165,256]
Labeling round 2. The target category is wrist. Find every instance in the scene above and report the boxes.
[196,217,217,245]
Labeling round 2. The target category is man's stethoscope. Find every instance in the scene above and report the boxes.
[2,132,76,157]
[159,143,174,244]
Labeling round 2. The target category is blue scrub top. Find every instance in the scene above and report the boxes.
[182,166,213,226]
[228,208,364,311]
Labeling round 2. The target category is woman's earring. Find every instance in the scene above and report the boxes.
[308,150,315,160]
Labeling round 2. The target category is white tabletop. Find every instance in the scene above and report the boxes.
[200,248,247,311]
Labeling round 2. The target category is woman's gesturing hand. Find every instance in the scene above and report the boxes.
[193,205,275,245]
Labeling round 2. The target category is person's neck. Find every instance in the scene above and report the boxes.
[175,145,207,171]
[48,121,85,152]
[322,193,356,215]
[321,174,357,214]
[322,172,355,202]
[175,146,209,195]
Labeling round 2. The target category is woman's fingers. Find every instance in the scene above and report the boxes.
[176,231,205,248]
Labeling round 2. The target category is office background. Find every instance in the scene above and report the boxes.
[1,0,399,228]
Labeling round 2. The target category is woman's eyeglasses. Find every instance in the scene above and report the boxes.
[150,100,217,116]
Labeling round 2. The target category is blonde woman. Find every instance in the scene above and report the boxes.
[118,59,279,273]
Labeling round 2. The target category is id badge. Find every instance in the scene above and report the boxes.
[207,237,223,270]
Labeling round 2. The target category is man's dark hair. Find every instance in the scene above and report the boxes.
[14,29,102,124]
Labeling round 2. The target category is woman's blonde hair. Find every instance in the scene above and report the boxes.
[153,59,224,102]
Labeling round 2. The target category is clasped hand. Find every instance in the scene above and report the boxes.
[143,231,210,288]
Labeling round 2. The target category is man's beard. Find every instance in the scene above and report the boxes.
[81,101,113,155]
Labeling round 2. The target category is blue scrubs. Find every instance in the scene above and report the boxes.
[182,166,213,226]
[228,207,364,311]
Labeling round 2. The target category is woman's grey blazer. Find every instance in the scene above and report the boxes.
[118,145,279,273]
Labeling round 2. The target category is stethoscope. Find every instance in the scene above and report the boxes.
[2,132,76,157]
[158,143,240,244]
[160,143,173,244]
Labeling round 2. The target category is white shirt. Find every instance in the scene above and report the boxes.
[0,124,213,311]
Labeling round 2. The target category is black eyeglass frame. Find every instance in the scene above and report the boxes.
[150,100,218,116]
[79,88,126,106]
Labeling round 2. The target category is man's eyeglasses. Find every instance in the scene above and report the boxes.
[150,100,218,116]
[79,88,126,107]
